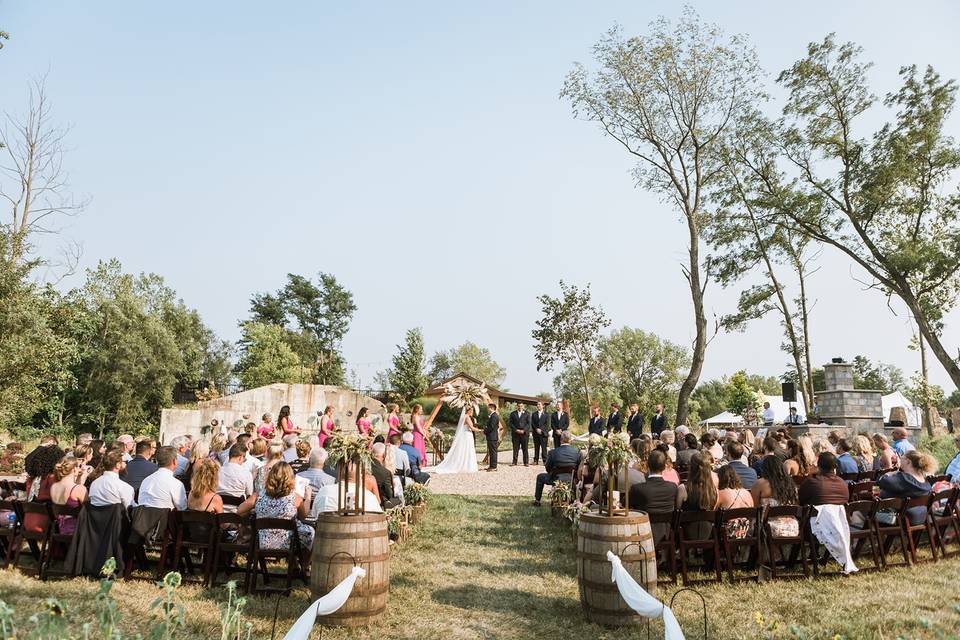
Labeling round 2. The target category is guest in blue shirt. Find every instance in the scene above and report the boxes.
[170,435,190,478]
[835,439,861,475]
[724,441,757,489]
[891,427,916,457]
[123,439,158,495]
[399,432,430,484]
[945,434,960,482]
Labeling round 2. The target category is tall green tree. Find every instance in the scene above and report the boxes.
[533,281,610,408]
[851,355,904,393]
[246,272,357,385]
[235,322,303,390]
[427,342,507,387]
[726,370,760,417]
[388,328,428,404]
[764,36,960,390]
[561,9,764,426]
[598,327,690,418]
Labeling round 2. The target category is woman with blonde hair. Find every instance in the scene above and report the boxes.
[186,459,223,541]
[238,462,314,550]
[180,440,210,492]
[209,434,228,461]
[254,442,285,493]
[49,457,88,536]
[813,438,835,456]
[879,450,936,525]
[852,435,875,470]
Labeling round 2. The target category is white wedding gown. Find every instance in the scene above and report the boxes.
[428,408,479,474]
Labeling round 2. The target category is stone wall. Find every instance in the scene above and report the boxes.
[159,383,386,444]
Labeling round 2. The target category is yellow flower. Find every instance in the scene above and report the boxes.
[754,612,765,626]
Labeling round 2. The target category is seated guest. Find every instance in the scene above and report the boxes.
[725,441,757,489]
[656,444,681,485]
[872,433,899,471]
[170,436,190,478]
[890,427,916,457]
[289,439,311,473]
[22,441,64,533]
[700,433,722,462]
[387,433,412,483]
[798,452,849,507]
[681,454,719,540]
[751,436,780,477]
[254,443,284,494]
[659,430,677,462]
[878,450,936,525]
[309,462,382,518]
[676,433,700,469]
[185,459,224,542]
[945,433,960,482]
[281,434,299,463]
[784,437,816,478]
[852,435,875,471]
[50,456,89,536]
[297,448,336,494]
[217,444,255,500]
[717,465,754,509]
[371,443,402,509]
[751,455,800,536]
[117,434,135,462]
[237,462,314,550]
[835,439,860,474]
[399,432,430,484]
[247,438,268,473]
[88,451,134,508]
[628,450,683,543]
[219,431,242,465]
[181,440,210,493]
[138,446,188,511]
[209,434,228,462]
[533,431,582,506]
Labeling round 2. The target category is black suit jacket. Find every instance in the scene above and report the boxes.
[607,411,622,433]
[551,411,570,433]
[371,460,395,503]
[627,476,679,543]
[626,413,643,438]
[531,411,549,435]
[509,411,529,434]
[485,413,500,441]
[650,413,667,435]
[588,415,606,435]
[545,445,582,480]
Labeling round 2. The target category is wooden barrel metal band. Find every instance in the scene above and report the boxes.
[323,551,391,563]
[317,530,387,540]
[576,550,656,562]
[579,578,627,593]
[581,601,641,615]
[577,531,653,543]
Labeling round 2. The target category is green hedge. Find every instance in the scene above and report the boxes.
[919,433,957,472]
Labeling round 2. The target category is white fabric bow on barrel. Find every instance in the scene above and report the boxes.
[282,566,367,640]
[606,550,684,640]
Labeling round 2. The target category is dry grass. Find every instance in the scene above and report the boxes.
[1,495,959,639]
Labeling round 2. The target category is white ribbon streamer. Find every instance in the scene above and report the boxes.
[809,503,858,574]
[282,566,367,640]
[606,550,684,640]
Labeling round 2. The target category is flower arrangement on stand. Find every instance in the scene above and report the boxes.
[563,502,589,540]
[440,379,490,413]
[326,432,374,515]
[548,481,572,517]
[586,435,635,517]
[385,506,412,543]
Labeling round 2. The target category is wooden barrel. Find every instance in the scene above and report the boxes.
[311,513,390,627]
[576,510,657,627]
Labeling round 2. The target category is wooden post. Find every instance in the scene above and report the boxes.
[423,401,445,461]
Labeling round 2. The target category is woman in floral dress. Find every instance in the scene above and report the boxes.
[238,462,313,551]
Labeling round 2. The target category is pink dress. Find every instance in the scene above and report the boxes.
[412,415,427,462]
[357,418,371,436]
[317,416,333,449]
[387,414,401,439]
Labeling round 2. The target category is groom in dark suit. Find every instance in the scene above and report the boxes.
[530,401,549,465]
[509,403,530,466]
[551,401,570,449]
[484,403,501,471]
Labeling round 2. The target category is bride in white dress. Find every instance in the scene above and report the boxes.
[428,405,481,474]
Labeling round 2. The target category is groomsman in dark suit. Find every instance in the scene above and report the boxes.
[607,403,623,433]
[550,401,570,449]
[484,403,501,471]
[588,405,606,436]
[509,403,530,466]
[650,403,667,436]
[626,404,643,440]
[530,401,549,465]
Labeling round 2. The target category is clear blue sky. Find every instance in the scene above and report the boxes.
[2,1,959,395]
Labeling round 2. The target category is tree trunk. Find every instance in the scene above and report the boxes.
[578,360,592,412]
[797,260,815,404]
[898,280,960,391]
[675,217,707,428]
[917,319,934,438]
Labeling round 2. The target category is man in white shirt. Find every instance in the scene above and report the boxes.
[137,446,188,511]
[217,443,254,499]
[281,434,299,463]
[761,402,775,426]
[88,450,135,508]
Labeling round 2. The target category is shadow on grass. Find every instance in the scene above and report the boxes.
[431,584,575,617]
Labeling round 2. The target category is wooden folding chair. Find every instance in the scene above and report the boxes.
[840,472,859,482]
[211,511,255,589]
[171,510,219,586]
[873,469,895,481]
[848,481,876,501]
[124,507,175,580]
[873,497,910,569]
[930,487,960,559]
[761,505,809,579]
[42,503,82,580]
[12,502,52,575]
[248,518,302,596]
[845,500,882,571]
[0,497,19,568]
[647,510,677,584]
[926,475,951,485]
[718,507,761,582]
[677,510,722,586]
[902,495,938,564]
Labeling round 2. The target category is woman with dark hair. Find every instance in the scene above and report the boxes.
[681,453,719,541]
[89,439,106,470]
[717,465,754,510]
[278,405,300,437]
[317,406,335,448]
[784,439,815,478]
[386,404,401,439]
[23,444,65,533]
[356,407,371,436]
[750,456,799,536]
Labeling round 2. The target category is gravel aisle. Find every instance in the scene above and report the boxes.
[424,450,543,496]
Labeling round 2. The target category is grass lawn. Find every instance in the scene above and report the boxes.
[1,495,959,639]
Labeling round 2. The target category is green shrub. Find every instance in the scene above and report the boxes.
[919,433,957,472]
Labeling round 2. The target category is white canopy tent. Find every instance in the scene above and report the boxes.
[881,391,921,427]
[700,394,806,427]
[700,411,742,427]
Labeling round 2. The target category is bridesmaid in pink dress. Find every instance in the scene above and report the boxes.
[317,405,335,448]
[386,404,401,439]
[355,407,372,436]
[410,404,428,463]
